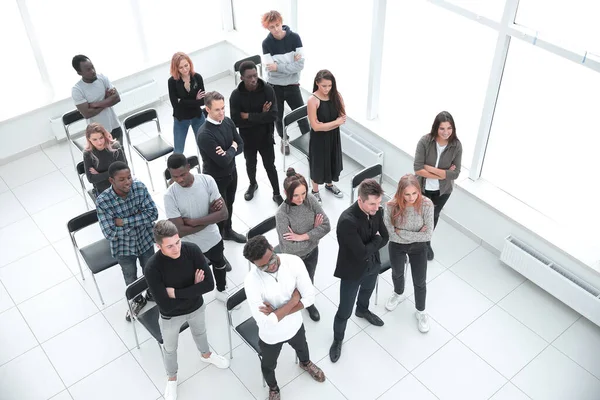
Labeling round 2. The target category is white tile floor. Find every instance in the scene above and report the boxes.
[1,76,599,400]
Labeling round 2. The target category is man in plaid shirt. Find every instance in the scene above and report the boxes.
[97,161,159,321]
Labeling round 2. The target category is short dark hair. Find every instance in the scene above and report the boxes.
[153,220,179,244]
[108,161,130,178]
[72,54,89,72]
[357,179,384,201]
[204,91,224,109]
[239,61,257,77]
[167,153,188,170]
[243,235,272,262]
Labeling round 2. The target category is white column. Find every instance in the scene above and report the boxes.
[129,0,150,65]
[366,0,387,120]
[221,0,235,32]
[289,0,299,32]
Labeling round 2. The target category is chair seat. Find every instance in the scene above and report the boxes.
[138,306,189,344]
[74,137,87,152]
[79,239,118,274]
[134,136,174,161]
[379,242,391,274]
[235,317,261,355]
[289,132,310,158]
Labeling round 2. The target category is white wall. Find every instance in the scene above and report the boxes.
[0,41,234,161]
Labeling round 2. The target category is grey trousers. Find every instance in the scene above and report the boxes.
[158,303,210,378]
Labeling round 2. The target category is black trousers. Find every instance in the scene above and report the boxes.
[301,247,319,284]
[389,241,428,311]
[333,261,379,341]
[423,190,451,229]
[259,324,310,389]
[272,84,310,138]
[212,169,237,233]
[243,144,280,194]
[203,240,227,292]
[111,127,123,145]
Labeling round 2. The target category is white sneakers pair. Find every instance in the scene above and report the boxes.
[385,292,430,333]
[164,353,230,400]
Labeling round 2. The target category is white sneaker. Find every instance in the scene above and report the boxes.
[216,290,240,309]
[415,310,430,333]
[164,378,178,400]
[200,352,230,369]
[385,292,406,311]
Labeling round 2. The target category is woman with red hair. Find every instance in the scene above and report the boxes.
[168,52,206,154]
[383,174,434,333]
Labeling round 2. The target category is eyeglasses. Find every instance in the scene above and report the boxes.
[257,253,278,271]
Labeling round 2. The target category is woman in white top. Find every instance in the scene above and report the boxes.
[384,174,434,333]
[413,111,462,261]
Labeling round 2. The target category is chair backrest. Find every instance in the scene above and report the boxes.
[234,55,262,72]
[283,105,308,128]
[126,276,149,301]
[164,155,200,182]
[76,161,85,175]
[67,209,98,233]
[247,216,276,240]
[227,287,247,312]
[350,164,384,203]
[62,109,85,128]
[123,108,159,131]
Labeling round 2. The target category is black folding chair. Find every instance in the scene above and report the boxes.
[76,161,97,210]
[282,105,310,176]
[246,216,281,270]
[126,277,189,351]
[123,109,174,191]
[67,210,118,305]
[233,55,262,85]
[349,164,383,204]
[163,155,201,187]
[62,109,87,169]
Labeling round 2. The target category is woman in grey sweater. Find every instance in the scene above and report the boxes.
[82,122,127,197]
[414,111,462,261]
[384,174,434,333]
[275,168,331,321]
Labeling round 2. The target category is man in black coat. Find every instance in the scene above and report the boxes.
[229,61,283,205]
[330,179,389,363]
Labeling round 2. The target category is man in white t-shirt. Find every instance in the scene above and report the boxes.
[243,235,325,400]
[163,154,231,302]
[71,54,123,143]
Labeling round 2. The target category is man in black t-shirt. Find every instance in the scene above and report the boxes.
[145,220,229,400]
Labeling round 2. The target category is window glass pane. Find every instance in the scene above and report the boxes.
[446,0,506,21]
[483,40,600,237]
[232,0,291,51]
[0,1,45,121]
[297,0,373,116]
[380,1,497,169]
[26,0,145,100]
[516,0,600,53]
[139,0,223,65]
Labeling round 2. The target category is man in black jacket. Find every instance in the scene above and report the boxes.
[196,91,246,243]
[330,179,389,363]
[229,61,283,205]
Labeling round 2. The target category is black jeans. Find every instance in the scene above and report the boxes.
[111,127,123,145]
[333,261,379,341]
[423,190,451,229]
[301,247,319,283]
[203,240,227,292]
[212,169,237,233]
[243,144,280,194]
[272,84,310,138]
[259,324,310,389]
[389,241,428,311]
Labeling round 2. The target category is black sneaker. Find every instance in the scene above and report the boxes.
[272,194,284,205]
[311,190,322,203]
[325,184,343,198]
[244,183,258,201]
[223,229,247,243]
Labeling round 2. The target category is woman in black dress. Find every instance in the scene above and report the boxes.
[307,69,346,202]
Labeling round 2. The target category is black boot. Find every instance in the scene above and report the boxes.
[329,340,342,363]
[223,229,247,243]
[244,183,258,201]
[306,305,320,321]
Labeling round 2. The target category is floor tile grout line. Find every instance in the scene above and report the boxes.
[0,160,58,192]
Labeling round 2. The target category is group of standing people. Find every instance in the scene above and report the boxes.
[68,8,462,400]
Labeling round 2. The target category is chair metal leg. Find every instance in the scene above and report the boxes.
[91,274,105,305]
[145,161,155,192]
[130,302,140,349]
[227,311,234,360]
[71,239,86,281]
[375,275,379,305]
[158,342,165,361]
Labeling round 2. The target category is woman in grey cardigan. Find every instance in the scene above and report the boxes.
[275,168,331,322]
[414,111,462,261]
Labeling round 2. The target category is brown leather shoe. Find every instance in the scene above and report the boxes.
[300,360,325,382]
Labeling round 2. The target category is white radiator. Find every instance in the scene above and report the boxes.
[500,235,600,327]
[340,127,384,169]
[50,80,162,140]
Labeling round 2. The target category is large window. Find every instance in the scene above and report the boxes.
[516,0,600,53]
[379,1,496,169]
[297,0,373,117]
[483,40,600,236]
[446,0,506,21]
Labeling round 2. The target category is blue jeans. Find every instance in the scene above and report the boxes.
[173,115,205,154]
[116,246,156,286]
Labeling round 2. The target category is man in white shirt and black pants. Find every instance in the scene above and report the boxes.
[243,235,326,400]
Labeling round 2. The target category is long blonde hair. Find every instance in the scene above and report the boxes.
[387,174,424,224]
[84,123,118,167]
